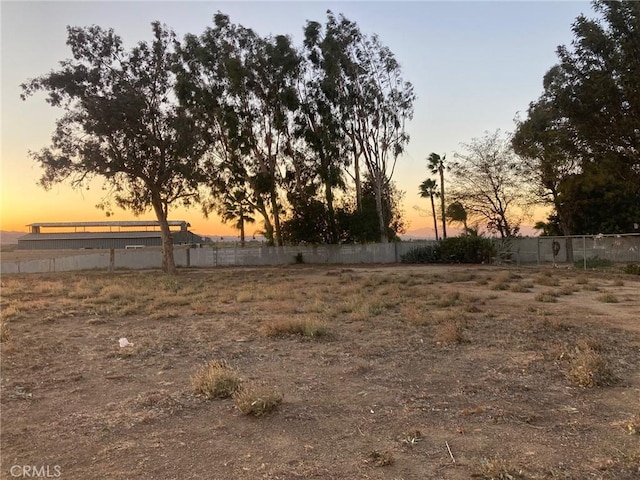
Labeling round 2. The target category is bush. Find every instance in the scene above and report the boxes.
[622,263,640,275]
[401,236,495,264]
[400,244,440,263]
[438,236,495,264]
[576,256,613,269]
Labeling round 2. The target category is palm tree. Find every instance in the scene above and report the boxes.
[419,178,440,241]
[220,190,255,247]
[446,201,469,234]
[427,153,447,239]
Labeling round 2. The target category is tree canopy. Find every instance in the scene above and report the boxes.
[450,130,531,239]
[23,11,415,265]
[513,0,640,235]
[21,23,207,273]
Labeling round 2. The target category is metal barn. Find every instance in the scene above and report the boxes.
[17,221,206,250]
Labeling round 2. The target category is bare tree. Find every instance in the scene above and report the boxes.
[450,130,531,238]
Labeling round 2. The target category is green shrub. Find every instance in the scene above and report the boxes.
[400,244,440,263]
[576,256,613,269]
[622,263,640,275]
[438,236,495,264]
[401,237,495,264]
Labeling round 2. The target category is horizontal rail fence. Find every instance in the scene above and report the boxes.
[2,235,638,274]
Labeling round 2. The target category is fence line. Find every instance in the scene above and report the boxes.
[2,234,639,274]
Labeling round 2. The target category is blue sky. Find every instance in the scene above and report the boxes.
[1,1,592,235]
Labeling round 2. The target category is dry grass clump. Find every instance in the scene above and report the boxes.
[558,284,576,295]
[597,293,619,303]
[434,321,465,345]
[0,304,21,321]
[235,290,254,303]
[436,291,461,307]
[476,456,523,479]
[567,345,615,388]
[367,450,395,467]
[535,291,559,303]
[509,282,532,293]
[261,316,329,339]
[0,319,10,343]
[191,360,242,399]
[535,273,560,287]
[233,384,283,416]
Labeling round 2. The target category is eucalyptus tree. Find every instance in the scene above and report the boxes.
[427,153,447,238]
[302,12,415,243]
[350,33,415,243]
[21,23,207,274]
[419,178,440,241]
[295,17,353,243]
[176,13,301,246]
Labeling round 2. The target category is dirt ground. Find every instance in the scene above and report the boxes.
[1,264,639,479]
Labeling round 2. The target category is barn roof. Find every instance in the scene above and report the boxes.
[18,232,164,241]
[27,221,189,229]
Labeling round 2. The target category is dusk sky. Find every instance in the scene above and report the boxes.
[1,1,592,237]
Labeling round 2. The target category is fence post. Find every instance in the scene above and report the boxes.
[536,237,540,267]
[109,248,115,273]
[582,236,586,270]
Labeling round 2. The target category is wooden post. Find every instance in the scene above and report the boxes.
[109,248,115,273]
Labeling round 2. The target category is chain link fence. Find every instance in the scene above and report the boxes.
[498,233,640,269]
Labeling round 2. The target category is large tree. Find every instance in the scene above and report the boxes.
[21,23,206,274]
[450,130,531,239]
[514,0,640,235]
[176,14,301,246]
[304,12,415,243]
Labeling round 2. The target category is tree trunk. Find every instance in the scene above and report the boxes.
[351,131,363,213]
[559,218,574,263]
[256,198,274,246]
[439,167,447,239]
[239,205,246,247]
[324,174,338,244]
[374,175,387,243]
[270,188,283,246]
[430,195,439,241]
[151,191,177,275]
[554,190,574,262]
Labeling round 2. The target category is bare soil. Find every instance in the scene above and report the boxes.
[1,265,639,479]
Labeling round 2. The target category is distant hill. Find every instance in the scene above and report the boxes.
[0,231,26,244]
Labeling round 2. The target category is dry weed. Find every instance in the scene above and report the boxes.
[233,384,282,416]
[567,347,615,388]
[261,316,329,339]
[535,273,560,287]
[191,360,242,399]
[597,293,618,303]
[434,322,465,345]
[535,291,559,303]
[367,450,395,467]
[0,319,10,343]
[476,456,523,479]
[236,290,254,303]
